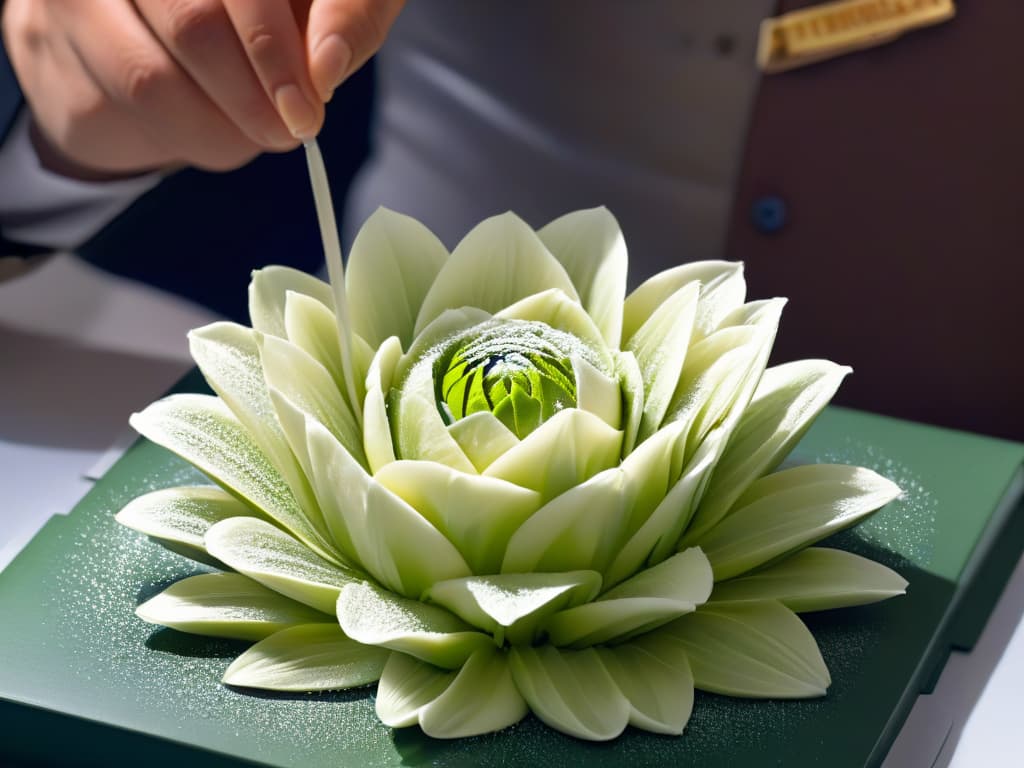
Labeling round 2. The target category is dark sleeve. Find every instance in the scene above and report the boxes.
[1,30,376,318]
[0,34,49,258]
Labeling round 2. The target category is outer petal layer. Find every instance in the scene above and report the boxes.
[223,623,388,691]
[205,517,361,614]
[135,572,329,641]
[696,464,903,580]
[188,323,324,532]
[115,485,254,567]
[597,633,695,735]
[662,601,830,698]
[376,651,457,728]
[129,394,334,561]
[509,646,630,741]
[337,582,492,669]
[418,646,529,738]
[709,547,908,612]
[687,360,850,540]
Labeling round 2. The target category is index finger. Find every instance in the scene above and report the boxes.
[306,0,405,101]
[222,0,324,139]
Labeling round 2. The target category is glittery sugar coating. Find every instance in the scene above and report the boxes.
[118,188,907,742]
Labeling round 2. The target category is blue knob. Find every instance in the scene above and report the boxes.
[752,196,788,234]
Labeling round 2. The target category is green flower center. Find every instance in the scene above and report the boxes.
[435,321,579,439]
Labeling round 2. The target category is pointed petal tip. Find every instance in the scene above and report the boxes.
[134,601,159,626]
[870,472,904,503]
[221,658,246,687]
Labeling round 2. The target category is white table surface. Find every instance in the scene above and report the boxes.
[1,254,1021,768]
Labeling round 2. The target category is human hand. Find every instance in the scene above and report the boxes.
[1,0,404,180]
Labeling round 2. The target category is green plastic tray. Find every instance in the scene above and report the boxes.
[1,372,1021,767]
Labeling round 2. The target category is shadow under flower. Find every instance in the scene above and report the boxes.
[145,626,248,660]
[224,684,373,706]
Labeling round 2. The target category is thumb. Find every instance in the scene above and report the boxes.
[306,0,405,101]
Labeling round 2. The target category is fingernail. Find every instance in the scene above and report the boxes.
[274,83,318,140]
[314,34,353,100]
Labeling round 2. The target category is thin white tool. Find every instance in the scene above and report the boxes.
[303,140,363,423]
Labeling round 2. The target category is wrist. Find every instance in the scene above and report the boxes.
[28,119,160,183]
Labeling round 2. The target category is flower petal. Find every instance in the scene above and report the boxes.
[414,212,579,334]
[495,288,610,364]
[500,468,632,575]
[600,423,716,588]
[390,308,491,472]
[687,360,851,542]
[573,355,622,429]
[602,548,713,604]
[419,645,529,738]
[222,623,387,691]
[116,485,254,567]
[597,633,695,735]
[545,549,713,648]
[484,408,623,502]
[205,517,362,614]
[305,419,472,597]
[622,307,784,569]
[622,261,744,346]
[375,651,457,728]
[346,207,450,349]
[130,394,334,562]
[614,350,644,456]
[351,332,375,408]
[283,290,345,390]
[248,265,333,338]
[363,335,403,474]
[424,571,601,645]
[188,322,324,531]
[643,430,731,568]
[666,302,784,459]
[546,597,696,649]
[709,547,907,612]
[696,464,903,580]
[374,461,542,575]
[662,601,830,698]
[135,572,328,641]
[509,646,630,741]
[537,206,628,349]
[447,412,519,472]
[255,390,327,542]
[626,281,699,443]
[337,582,492,669]
[259,332,365,467]
[390,392,477,473]
[664,326,760,440]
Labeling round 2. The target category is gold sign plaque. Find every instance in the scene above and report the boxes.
[758,0,956,73]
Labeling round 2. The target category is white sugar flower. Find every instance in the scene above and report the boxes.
[119,203,904,741]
